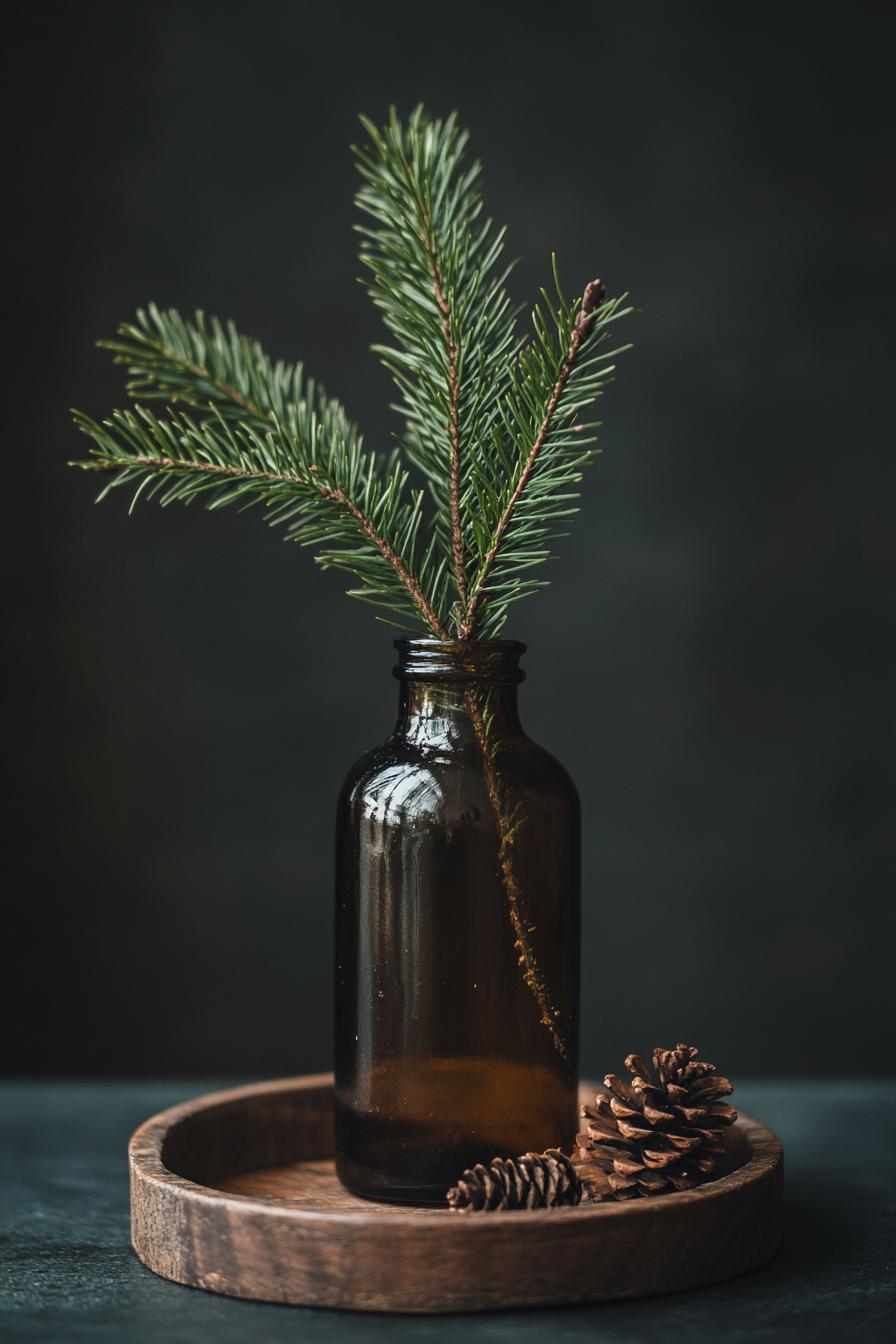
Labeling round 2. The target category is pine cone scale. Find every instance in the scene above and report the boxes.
[615,1117,657,1141]
[625,1054,653,1080]
[613,1153,647,1177]
[641,1148,683,1169]
[643,1103,676,1124]
[662,1132,703,1152]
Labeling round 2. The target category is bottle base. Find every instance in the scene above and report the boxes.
[335,1155,451,1207]
[334,1056,579,1208]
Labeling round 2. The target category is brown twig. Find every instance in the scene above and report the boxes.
[466,687,568,1060]
[312,475,448,637]
[458,279,605,639]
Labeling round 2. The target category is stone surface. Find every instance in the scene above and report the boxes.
[1,1081,894,1342]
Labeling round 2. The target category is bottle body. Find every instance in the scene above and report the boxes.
[334,640,580,1204]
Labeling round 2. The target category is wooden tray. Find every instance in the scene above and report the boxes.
[129,1074,783,1313]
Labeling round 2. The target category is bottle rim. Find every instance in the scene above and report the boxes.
[393,637,526,683]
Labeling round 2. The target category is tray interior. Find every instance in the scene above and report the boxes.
[159,1079,752,1213]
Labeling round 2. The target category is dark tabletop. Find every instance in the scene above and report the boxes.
[1,1081,894,1343]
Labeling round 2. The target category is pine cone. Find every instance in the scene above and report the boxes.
[574,1044,737,1201]
[447,1149,583,1212]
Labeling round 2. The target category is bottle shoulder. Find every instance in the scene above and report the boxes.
[337,735,452,826]
[337,731,578,820]
[338,734,407,795]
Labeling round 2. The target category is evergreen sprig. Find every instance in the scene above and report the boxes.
[353,107,519,615]
[461,268,633,638]
[72,366,449,633]
[71,106,632,637]
[96,305,310,424]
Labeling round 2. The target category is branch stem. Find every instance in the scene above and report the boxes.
[417,197,467,615]
[153,345,267,421]
[466,688,568,1059]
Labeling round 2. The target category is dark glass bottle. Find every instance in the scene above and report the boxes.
[334,639,580,1205]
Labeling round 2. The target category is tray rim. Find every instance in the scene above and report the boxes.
[129,1072,782,1229]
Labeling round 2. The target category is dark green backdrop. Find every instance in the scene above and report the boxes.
[9,2,894,1076]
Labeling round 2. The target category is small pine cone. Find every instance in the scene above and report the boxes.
[574,1044,737,1201]
[447,1149,583,1212]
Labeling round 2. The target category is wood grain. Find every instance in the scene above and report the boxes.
[129,1074,783,1313]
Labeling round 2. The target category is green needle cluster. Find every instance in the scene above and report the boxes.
[72,106,632,638]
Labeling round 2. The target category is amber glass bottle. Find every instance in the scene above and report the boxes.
[334,638,580,1205]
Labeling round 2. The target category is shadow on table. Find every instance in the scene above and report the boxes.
[504,1171,893,1344]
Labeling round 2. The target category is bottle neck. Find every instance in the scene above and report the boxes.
[393,639,526,748]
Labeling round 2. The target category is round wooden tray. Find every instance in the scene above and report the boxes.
[129,1074,783,1313]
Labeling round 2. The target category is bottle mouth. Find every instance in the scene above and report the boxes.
[393,638,526,683]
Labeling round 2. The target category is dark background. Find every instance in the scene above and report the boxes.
[8,2,894,1078]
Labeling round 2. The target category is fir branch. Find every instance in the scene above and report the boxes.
[460,263,634,638]
[97,305,303,425]
[72,109,633,640]
[459,277,601,638]
[71,378,449,635]
[353,107,520,633]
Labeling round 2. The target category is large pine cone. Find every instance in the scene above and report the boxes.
[574,1044,737,1200]
[447,1149,583,1212]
